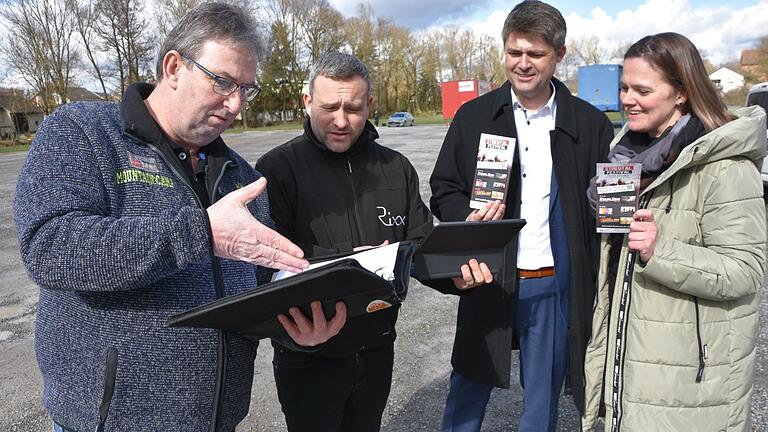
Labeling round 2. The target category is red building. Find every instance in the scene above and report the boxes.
[441,79,498,120]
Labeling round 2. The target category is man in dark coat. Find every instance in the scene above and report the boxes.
[429,1,612,431]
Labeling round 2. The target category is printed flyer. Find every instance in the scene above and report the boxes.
[595,163,641,233]
[470,133,516,210]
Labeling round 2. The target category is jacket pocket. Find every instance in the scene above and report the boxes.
[95,347,118,432]
[693,297,708,383]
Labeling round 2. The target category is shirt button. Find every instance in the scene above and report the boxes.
[525,147,529,151]
[522,173,527,178]
[178,152,187,161]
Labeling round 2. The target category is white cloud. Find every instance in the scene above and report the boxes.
[370,0,768,65]
[486,0,766,64]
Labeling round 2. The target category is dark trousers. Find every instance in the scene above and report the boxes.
[442,275,568,432]
[272,343,395,432]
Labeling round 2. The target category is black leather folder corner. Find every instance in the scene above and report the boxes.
[168,259,400,339]
[413,219,526,280]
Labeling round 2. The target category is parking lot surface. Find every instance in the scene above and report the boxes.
[0,124,765,431]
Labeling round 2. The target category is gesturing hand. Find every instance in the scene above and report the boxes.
[207,177,308,273]
[628,209,658,263]
[277,301,347,347]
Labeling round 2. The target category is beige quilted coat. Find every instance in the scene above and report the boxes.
[582,106,767,432]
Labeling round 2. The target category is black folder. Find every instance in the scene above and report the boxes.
[168,259,399,339]
[168,219,525,339]
[168,243,417,339]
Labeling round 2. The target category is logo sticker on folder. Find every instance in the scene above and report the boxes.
[366,300,392,313]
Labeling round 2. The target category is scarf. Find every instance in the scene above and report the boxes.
[587,114,706,211]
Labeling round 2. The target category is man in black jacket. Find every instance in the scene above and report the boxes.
[429,2,612,431]
[256,52,491,432]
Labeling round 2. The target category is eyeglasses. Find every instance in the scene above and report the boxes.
[181,55,261,101]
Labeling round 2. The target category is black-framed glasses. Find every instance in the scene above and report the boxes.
[181,55,261,101]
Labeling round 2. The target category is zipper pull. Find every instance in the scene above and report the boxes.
[347,159,352,174]
[696,344,707,383]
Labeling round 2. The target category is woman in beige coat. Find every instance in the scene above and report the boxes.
[581,33,766,432]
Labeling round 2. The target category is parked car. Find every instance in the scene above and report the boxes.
[745,82,768,189]
[387,112,414,127]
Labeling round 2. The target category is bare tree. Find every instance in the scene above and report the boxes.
[297,0,344,64]
[752,34,768,80]
[154,0,200,39]
[259,0,307,121]
[95,0,153,95]
[568,34,611,65]
[1,0,80,113]
[344,4,380,106]
[474,35,504,83]
[69,0,108,99]
[153,0,258,40]
[441,25,463,80]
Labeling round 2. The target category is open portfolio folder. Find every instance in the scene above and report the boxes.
[168,219,526,340]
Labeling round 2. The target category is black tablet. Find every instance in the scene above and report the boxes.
[413,219,526,280]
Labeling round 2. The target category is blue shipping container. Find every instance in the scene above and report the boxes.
[578,64,622,112]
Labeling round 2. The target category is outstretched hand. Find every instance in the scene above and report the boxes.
[207,177,308,273]
[452,258,493,290]
[277,301,347,347]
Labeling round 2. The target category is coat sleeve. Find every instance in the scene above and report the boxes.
[13,110,212,292]
[429,114,474,222]
[637,159,766,301]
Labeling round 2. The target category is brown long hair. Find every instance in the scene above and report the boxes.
[625,32,731,131]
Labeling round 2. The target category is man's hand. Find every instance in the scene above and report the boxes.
[628,209,658,263]
[277,301,347,347]
[207,177,309,273]
[466,200,505,222]
[452,258,493,290]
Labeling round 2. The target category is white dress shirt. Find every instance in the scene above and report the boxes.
[511,83,557,270]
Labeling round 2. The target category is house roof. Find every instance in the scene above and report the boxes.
[0,88,43,113]
[741,49,761,66]
[709,67,744,80]
[66,86,103,102]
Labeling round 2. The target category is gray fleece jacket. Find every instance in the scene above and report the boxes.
[14,87,269,431]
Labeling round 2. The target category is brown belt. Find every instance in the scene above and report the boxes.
[517,266,555,279]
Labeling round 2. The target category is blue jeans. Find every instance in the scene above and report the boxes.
[442,275,568,432]
[52,422,75,432]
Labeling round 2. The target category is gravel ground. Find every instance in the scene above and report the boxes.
[0,124,765,431]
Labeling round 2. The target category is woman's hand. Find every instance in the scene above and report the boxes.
[628,209,658,263]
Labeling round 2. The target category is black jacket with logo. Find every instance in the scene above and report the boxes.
[255,119,433,357]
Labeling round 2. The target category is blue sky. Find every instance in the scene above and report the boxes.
[329,0,768,64]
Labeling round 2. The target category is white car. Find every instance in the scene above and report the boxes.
[746,82,768,189]
[386,112,414,127]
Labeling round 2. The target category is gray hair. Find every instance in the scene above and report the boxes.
[156,2,262,80]
[308,52,371,96]
[501,0,566,51]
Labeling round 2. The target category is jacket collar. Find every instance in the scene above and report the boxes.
[491,78,578,140]
[119,82,235,166]
[302,117,379,155]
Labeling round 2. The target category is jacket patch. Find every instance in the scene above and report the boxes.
[116,169,174,188]
[366,300,392,313]
[127,151,160,173]
[377,206,406,227]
